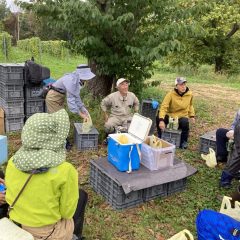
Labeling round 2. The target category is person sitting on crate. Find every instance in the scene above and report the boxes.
[156,77,195,149]
[45,64,95,150]
[5,109,88,240]
[216,109,240,163]
[101,78,139,136]
[220,120,240,188]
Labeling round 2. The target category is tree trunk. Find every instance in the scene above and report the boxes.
[215,56,223,73]
[88,61,114,98]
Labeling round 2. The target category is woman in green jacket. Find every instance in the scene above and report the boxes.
[5,109,87,240]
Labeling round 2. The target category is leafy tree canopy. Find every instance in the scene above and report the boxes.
[168,0,240,73]
[22,0,194,96]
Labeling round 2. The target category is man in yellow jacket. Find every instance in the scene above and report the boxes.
[156,77,195,149]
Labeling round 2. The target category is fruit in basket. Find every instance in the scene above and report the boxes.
[118,134,129,144]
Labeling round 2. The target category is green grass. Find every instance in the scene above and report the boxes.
[2,48,240,239]
[4,47,87,79]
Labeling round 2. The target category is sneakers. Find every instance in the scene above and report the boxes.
[66,142,73,152]
[219,171,233,188]
[72,235,85,240]
[180,141,188,149]
[216,155,228,163]
[103,138,108,145]
[115,126,127,133]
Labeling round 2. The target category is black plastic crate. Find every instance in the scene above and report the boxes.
[0,83,24,100]
[140,100,158,135]
[5,115,25,132]
[161,129,181,148]
[25,86,42,100]
[143,184,168,201]
[0,63,24,85]
[90,161,143,210]
[0,98,24,117]
[167,178,187,195]
[74,123,99,151]
[199,130,216,153]
[25,99,45,115]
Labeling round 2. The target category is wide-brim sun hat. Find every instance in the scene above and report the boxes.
[76,64,96,80]
[13,109,70,172]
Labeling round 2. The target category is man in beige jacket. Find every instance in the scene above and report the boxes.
[101,78,139,134]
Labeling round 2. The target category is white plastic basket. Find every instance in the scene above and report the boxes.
[141,137,175,171]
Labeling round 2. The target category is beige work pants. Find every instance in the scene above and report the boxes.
[104,115,132,133]
[22,219,74,240]
[45,90,65,114]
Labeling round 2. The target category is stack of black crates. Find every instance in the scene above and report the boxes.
[24,80,45,120]
[0,64,25,132]
[0,63,45,132]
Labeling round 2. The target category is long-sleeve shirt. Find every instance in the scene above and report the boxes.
[101,91,139,117]
[159,88,195,120]
[52,72,87,114]
[230,109,240,130]
[5,159,79,227]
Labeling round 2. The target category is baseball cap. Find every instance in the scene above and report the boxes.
[175,77,187,85]
[76,64,96,80]
[116,78,130,87]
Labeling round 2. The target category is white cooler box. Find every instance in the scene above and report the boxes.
[108,113,152,172]
[141,137,175,171]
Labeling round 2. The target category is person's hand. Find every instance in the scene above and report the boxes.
[104,113,109,122]
[226,130,234,139]
[0,192,6,205]
[159,121,165,130]
[0,178,5,185]
[190,117,196,124]
[79,112,89,121]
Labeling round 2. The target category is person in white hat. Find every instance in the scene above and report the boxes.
[45,64,95,119]
[101,78,139,135]
[156,77,195,149]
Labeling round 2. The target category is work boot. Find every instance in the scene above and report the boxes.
[216,155,228,163]
[219,171,233,188]
[230,185,240,207]
[180,141,188,149]
[66,141,72,152]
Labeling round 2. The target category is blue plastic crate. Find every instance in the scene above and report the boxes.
[0,135,7,165]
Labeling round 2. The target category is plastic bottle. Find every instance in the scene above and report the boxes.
[227,139,234,152]
[173,117,179,130]
[168,117,174,129]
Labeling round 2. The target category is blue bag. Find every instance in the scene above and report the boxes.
[151,100,159,109]
[196,209,240,240]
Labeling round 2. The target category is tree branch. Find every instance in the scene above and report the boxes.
[226,23,239,39]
